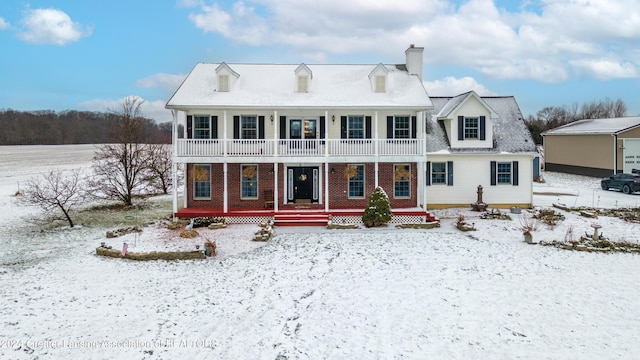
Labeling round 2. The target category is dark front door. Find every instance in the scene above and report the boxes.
[291,167,315,202]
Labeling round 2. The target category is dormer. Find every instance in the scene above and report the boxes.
[215,62,239,92]
[437,91,498,149]
[368,63,389,92]
[294,63,312,93]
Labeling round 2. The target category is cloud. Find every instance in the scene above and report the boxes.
[0,17,10,30]
[424,76,496,97]
[185,0,640,82]
[78,96,173,123]
[136,73,186,93]
[19,8,92,45]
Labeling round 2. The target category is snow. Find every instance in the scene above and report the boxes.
[2,145,640,359]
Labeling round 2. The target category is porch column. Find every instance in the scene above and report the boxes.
[223,162,228,213]
[375,162,379,188]
[273,110,278,156]
[324,110,329,157]
[274,162,279,212]
[374,111,379,158]
[171,110,179,219]
[417,161,424,209]
[223,110,228,156]
[324,162,329,212]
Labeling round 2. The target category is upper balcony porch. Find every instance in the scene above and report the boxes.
[175,138,425,162]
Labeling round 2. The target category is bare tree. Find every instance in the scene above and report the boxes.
[16,169,86,227]
[144,144,173,194]
[89,97,150,206]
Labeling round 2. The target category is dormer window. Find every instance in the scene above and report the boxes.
[215,62,239,92]
[457,115,487,141]
[218,74,229,92]
[374,75,386,92]
[297,75,309,93]
[369,63,389,93]
[295,63,312,93]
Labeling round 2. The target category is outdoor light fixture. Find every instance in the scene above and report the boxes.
[270,115,274,123]
[331,167,335,174]
[332,115,335,123]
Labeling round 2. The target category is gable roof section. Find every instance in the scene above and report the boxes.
[542,116,640,136]
[436,91,498,120]
[425,95,536,153]
[166,63,432,109]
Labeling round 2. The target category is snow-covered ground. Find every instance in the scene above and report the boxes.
[1,145,640,359]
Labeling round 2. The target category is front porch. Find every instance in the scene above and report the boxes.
[174,207,439,226]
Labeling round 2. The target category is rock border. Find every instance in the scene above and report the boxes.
[96,246,206,260]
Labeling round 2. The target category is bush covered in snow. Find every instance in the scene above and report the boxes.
[362,186,392,227]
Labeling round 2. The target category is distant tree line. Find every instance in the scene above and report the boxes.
[0,109,171,145]
[526,98,627,145]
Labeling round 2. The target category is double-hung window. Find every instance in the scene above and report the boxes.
[497,162,512,184]
[194,115,210,139]
[347,165,365,198]
[394,164,411,198]
[464,117,479,139]
[431,162,447,184]
[394,116,410,139]
[241,115,258,139]
[193,164,211,199]
[348,116,364,139]
[241,165,258,199]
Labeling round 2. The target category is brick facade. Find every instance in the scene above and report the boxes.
[187,162,417,210]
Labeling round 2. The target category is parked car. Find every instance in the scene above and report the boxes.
[601,173,640,194]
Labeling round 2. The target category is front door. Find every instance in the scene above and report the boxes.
[288,167,318,203]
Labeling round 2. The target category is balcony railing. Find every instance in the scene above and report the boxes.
[176,138,424,157]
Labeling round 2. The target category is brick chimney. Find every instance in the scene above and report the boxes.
[405,44,424,79]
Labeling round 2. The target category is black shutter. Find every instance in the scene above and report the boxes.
[387,116,394,139]
[341,116,347,139]
[411,116,417,139]
[365,116,372,139]
[512,161,519,186]
[279,116,287,140]
[426,162,431,186]
[490,161,497,186]
[211,116,218,139]
[319,116,325,143]
[233,116,240,139]
[447,161,454,186]
[258,116,265,139]
[186,115,193,139]
[458,116,464,141]
[480,115,486,141]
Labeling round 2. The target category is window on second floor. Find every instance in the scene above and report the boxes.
[394,116,410,139]
[193,115,210,139]
[457,115,486,141]
[464,117,479,139]
[348,115,364,139]
[241,115,257,139]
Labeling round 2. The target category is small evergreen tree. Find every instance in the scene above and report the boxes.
[362,186,392,227]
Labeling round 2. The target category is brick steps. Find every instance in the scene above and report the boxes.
[273,213,330,226]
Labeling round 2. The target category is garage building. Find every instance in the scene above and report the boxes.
[542,116,640,177]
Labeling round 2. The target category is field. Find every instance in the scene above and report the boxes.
[1,145,640,359]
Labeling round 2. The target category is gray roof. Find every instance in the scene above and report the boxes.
[425,94,536,154]
[542,116,640,135]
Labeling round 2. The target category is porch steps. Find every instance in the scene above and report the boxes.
[273,213,330,226]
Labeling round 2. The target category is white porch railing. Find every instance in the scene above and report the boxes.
[176,138,423,157]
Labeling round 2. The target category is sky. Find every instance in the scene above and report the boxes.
[0,0,639,123]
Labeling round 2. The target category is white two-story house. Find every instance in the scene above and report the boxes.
[165,45,536,225]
